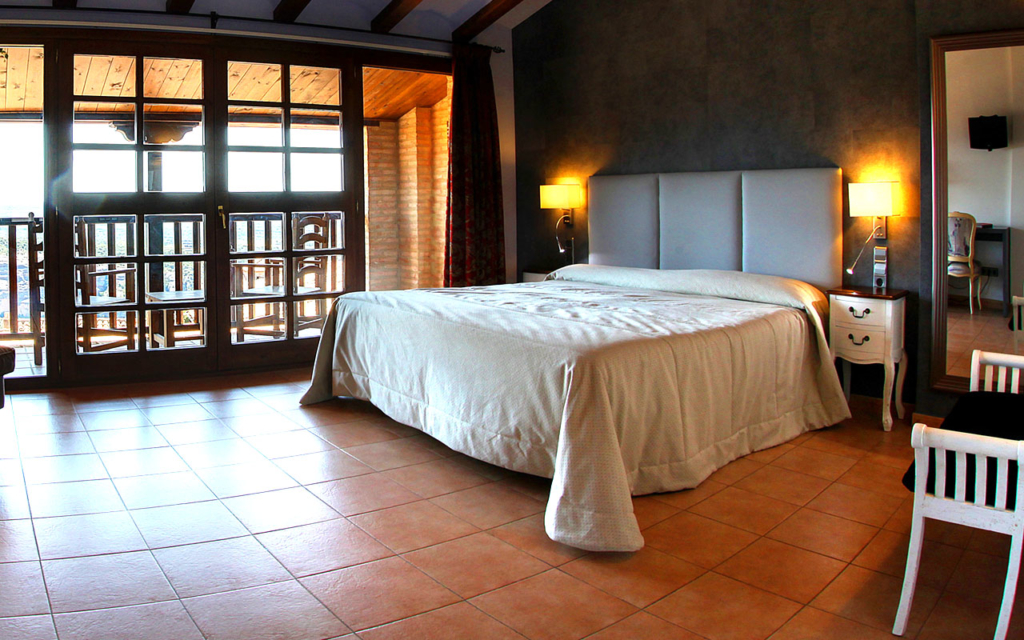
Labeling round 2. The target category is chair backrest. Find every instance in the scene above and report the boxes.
[948,211,977,263]
[971,350,1024,393]
[911,423,1024,533]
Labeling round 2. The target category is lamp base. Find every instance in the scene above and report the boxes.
[873,216,887,239]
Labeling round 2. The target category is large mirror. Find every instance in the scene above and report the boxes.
[932,31,1024,391]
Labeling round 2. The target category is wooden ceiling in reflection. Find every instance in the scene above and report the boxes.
[0,47,44,113]
[0,50,341,115]
[363,67,449,121]
[1,48,448,123]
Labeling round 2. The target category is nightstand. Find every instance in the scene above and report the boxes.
[827,287,909,431]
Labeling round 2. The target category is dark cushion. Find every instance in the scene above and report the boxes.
[0,347,14,376]
[902,391,1023,510]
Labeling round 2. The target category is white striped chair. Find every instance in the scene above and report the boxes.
[894,349,1024,639]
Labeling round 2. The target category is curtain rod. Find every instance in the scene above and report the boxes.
[0,6,506,56]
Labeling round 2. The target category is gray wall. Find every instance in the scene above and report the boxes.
[513,0,1024,412]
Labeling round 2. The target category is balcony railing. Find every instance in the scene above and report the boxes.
[0,214,44,367]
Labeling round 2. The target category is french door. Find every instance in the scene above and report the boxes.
[57,40,362,381]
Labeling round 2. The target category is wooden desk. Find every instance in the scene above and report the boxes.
[976,225,1011,317]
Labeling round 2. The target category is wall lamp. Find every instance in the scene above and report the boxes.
[847,181,897,289]
[540,183,582,258]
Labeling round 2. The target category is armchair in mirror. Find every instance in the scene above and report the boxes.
[932,31,1024,391]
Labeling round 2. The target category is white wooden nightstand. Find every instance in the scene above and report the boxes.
[827,287,909,431]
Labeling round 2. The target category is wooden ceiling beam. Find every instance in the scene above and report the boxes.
[371,0,426,34]
[273,0,312,23]
[52,0,77,8]
[452,0,525,43]
[166,0,196,14]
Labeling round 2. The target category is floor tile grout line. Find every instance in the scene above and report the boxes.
[105,378,363,639]
[7,401,59,638]
[4,378,966,638]
[65,421,210,640]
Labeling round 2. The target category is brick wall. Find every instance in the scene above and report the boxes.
[363,122,400,291]
[364,84,450,290]
[430,81,452,286]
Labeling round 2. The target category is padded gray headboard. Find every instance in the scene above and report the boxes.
[588,168,843,290]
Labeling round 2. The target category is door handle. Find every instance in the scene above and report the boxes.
[218,205,227,229]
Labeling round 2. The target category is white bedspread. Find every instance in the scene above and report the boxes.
[302,266,850,552]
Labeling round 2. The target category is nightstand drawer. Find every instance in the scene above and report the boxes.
[834,326,886,358]
[832,295,886,328]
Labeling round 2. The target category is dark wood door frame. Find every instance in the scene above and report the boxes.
[0,36,62,391]
[0,26,449,387]
[929,29,1024,394]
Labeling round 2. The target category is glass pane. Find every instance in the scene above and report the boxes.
[228,152,283,192]
[230,258,286,299]
[74,102,135,144]
[143,57,203,99]
[228,61,282,102]
[73,55,136,98]
[75,263,137,306]
[290,109,341,148]
[74,215,136,258]
[76,310,138,353]
[143,104,203,145]
[231,302,285,343]
[147,308,205,350]
[144,214,204,256]
[145,151,204,193]
[73,150,136,193]
[290,65,340,106]
[292,212,344,250]
[294,298,331,339]
[144,261,205,302]
[294,255,343,295]
[229,213,283,253]
[0,46,46,378]
[290,153,342,192]
[228,106,282,147]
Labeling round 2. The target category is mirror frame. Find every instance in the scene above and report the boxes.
[930,30,1024,393]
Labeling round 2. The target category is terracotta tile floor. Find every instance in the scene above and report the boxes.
[0,372,1021,639]
[946,304,1013,377]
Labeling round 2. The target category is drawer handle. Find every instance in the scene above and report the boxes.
[848,306,871,319]
[848,333,871,346]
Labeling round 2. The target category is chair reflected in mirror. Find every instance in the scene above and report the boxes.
[948,211,983,314]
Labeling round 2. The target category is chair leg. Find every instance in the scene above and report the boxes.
[970,277,976,314]
[1017,308,1022,354]
[994,531,1024,640]
[893,513,927,636]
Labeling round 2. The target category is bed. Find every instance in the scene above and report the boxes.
[303,167,851,552]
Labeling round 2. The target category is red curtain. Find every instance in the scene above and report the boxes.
[444,44,505,287]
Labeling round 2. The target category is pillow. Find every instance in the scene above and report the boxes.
[902,391,1024,510]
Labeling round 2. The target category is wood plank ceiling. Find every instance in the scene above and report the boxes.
[5,0,523,117]
[363,67,449,121]
[0,47,44,114]
[0,49,444,122]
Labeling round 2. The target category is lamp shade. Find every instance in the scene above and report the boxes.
[849,182,895,218]
[540,184,582,209]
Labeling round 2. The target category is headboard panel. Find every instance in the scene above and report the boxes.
[588,167,842,290]
[658,171,742,271]
[587,174,659,269]
[741,169,843,288]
